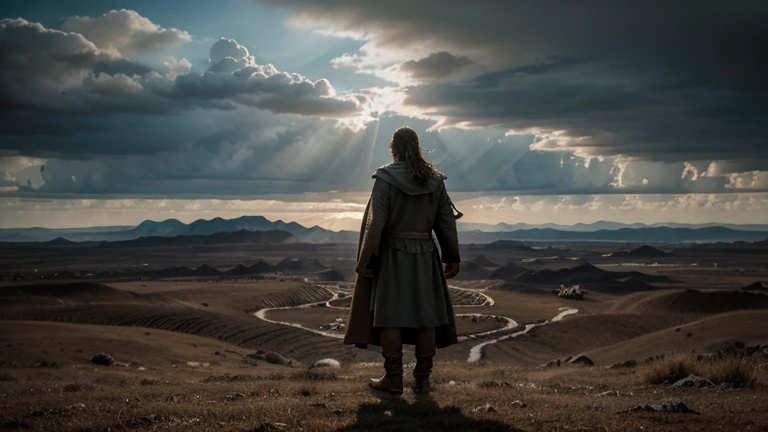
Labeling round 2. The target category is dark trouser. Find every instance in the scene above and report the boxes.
[379,327,436,357]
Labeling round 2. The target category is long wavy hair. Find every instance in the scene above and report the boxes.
[389,126,443,183]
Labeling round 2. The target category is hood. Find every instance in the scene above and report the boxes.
[372,161,447,195]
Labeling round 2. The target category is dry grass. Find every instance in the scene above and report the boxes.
[641,354,758,387]
[642,354,700,384]
[1,363,767,432]
[2,253,768,431]
[704,357,757,387]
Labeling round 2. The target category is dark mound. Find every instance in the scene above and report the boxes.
[484,240,533,252]
[515,262,670,287]
[456,262,491,280]
[637,289,768,314]
[194,264,222,277]
[214,261,276,276]
[226,264,252,276]
[609,245,669,258]
[609,269,671,283]
[516,265,613,285]
[45,237,76,245]
[470,255,500,268]
[742,281,767,292]
[488,263,529,281]
[147,266,196,278]
[7,282,167,303]
[617,277,658,292]
[523,256,585,267]
[314,269,346,281]
[276,257,327,272]
[247,260,277,274]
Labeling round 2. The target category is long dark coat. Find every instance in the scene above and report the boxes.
[343,162,461,349]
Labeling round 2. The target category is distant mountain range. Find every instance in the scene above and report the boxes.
[458,227,768,244]
[0,216,766,244]
[457,221,768,232]
[0,216,356,243]
[99,229,294,248]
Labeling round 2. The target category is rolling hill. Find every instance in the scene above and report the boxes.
[3,216,767,244]
[98,229,294,248]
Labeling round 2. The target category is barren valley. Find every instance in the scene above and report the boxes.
[1,236,767,431]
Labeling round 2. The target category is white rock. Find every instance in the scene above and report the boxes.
[311,358,341,369]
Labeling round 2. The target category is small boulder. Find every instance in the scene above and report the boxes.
[472,403,497,413]
[618,400,699,414]
[568,355,594,366]
[66,403,86,413]
[226,393,247,401]
[539,358,562,369]
[263,351,290,366]
[671,375,715,388]
[91,353,114,366]
[311,359,341,369]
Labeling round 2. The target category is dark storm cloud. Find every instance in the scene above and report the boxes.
[0,20,368,159]
[257,0,768,170]
[6,111,377,196]
[92,59,153,77]
[2,4,766,201]
[400,51,474,79]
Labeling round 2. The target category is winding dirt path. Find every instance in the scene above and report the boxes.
[467,308,579,363]
[253,283,578,362]
[254,286,345,339]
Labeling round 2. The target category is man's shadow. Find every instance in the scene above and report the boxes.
[333,392,525,432]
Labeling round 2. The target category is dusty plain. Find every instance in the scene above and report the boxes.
[1,238,767,431]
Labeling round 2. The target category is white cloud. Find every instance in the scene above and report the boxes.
[61,9,191,56]
[725,171,768,189]
[0,18,369,121]
[682,161,699,181]
[209,38,253,66]
[165,38,370,118]
[164,57,192,80]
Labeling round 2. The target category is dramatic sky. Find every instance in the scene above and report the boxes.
[1,1,766,229]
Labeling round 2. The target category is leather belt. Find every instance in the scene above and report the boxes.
[389,231,432,240]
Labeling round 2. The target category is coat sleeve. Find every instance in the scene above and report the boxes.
[433,180,461,264]
[355,178,391,275]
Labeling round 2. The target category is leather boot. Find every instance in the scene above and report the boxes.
[412,328,436,394]
[368,354,404,395]
[369,328,403,395]
[412,352,434,394]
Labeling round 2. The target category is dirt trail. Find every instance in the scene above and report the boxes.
[253,283,577,362]
[254,286,345,339]
[449,284,495,306]
[467,308,579,363]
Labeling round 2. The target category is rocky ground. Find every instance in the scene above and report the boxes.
[1,355,766,432]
